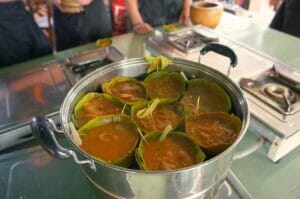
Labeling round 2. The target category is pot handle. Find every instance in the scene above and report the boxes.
[30,116,96,171]
[199,43,238,77]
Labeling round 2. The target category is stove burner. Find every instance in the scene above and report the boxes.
[166,30,219,53]
[261,83,295,104]
[240,67,300,116]
[177,37,203,49]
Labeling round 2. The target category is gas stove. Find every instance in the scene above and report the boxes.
[63,46,124,85]
[240,64,300,162]
[145,26,300,162]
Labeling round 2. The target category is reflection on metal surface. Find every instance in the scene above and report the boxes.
[0,146,252,199]
[0,62,70,132]
[0,46,125,151]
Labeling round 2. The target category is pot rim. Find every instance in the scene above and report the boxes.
[60,57,250,174]
[191,2,223,10]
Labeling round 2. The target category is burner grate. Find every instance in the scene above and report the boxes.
[166,30,219,53]
[63,46,124,85]
[176,36,204,49]
[240,67,300,116]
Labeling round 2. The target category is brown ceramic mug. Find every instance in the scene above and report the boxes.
[190,1,223,28]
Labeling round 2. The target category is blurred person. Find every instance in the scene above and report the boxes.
[0,0,52,67]
[53,0,113,51]
[270,0,300,38]
[125,0,191,35]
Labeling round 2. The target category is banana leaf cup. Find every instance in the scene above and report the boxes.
[102,76,147,105]
[131,99,185,134]
[180,78,231,114]
[143,71,185,100]
[185,112,241,157]
[78,115,140,167]
[72,92,125,128]
[135,131,206,171]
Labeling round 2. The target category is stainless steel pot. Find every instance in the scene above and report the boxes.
[31,43,250,199]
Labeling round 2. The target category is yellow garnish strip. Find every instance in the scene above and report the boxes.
[121,104,127,115]
[138,128,148,145]
[69,122,82,146]
[137,98,160,118]
[159,124,173,142]
[180,71,188,82]
[145,55,172,73]
[195,96,201,113]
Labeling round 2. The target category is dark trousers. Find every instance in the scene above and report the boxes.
[0,1,52,67]
[270,0,300,38]
[53,0,113,51]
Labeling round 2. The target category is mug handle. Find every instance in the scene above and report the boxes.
[31,116,96,171]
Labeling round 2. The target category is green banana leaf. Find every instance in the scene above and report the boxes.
[72,92,125,128]
[78,115,140,168]
[143,71,185,100]
[102,76,147,105]
[135,131,206,171]
[185,112,241,157]
[180,78,231,114]
[131,99,185,134]
[144,55,172,73]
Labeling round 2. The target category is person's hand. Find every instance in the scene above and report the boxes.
[179,9,191,25]
[179,0,191,25]
[133,22,153,35]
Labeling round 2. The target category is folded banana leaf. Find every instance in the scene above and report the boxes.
[78,115,140,167]
[144,55,172,73]
[185,112,241,156]
[72,92,124,128]
[136,131,206,171]
[143,71,185,100]
[102,76,147,105]
[180,78,231,114]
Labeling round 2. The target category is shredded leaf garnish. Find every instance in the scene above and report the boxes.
[138,128,148,145]
[137,98,160,118]
[195,96,201,113]
[121,104,127,115]
[119,104,127,121]
[69,122,82,146]
[159,124,173,142]
[180,71,188,82]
